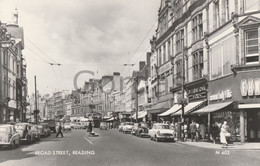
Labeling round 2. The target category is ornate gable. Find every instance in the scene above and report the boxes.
[238,16,260,27]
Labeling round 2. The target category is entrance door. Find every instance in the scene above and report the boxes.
[247,111,260,142]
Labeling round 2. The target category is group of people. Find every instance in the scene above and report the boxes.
[168,120,231,146]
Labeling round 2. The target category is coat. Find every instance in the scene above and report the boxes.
[189,123,197,133]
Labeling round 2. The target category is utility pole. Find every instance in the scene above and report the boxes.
[135,77,138,121]
[34,76,38,123]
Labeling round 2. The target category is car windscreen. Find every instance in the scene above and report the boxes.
[157,125,170,129]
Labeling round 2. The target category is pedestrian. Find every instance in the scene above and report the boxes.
[220,121,231,147]
[88,121,93,133]
[56,123,63,138]
[199,123,206,141]
[210,122,219,144]
[184,123,188,141]
[189,120,197,142]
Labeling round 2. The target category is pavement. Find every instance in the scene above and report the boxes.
[176,139,260,150]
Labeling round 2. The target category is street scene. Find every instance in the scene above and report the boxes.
[1,0,260,166]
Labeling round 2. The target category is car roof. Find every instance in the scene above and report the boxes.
[15,123,30,125]
[0,124,14,127]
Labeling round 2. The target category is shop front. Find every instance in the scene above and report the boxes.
[192,70,260,142]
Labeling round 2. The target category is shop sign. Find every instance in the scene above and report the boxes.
[209,90,232,101]
[188,85,207,101]
[240,78,260,97]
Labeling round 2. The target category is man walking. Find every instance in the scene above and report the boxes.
[56,123,63,138]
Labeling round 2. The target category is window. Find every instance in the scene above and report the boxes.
[192,13,203,43]
[175,60,183,86]
[176,29,184,54]
[210,35,236,79]
[213,1,220,30]
[168,40,171,60]
[192,51,204,80]
[158,49,162,65]
[13,82,16,100]
[163,44,166,63]
[245,29,259,64]
[3,50,8,65]
[244,0,260,12]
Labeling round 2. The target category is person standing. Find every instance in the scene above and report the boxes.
[189,120,197,142]
[199,123,206,141]
[56,123,63,138]
[211,122,219,144]
[88,121,93,133]
[220,121,230,147]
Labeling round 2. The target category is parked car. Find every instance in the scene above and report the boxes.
[80,122,88,129]
[43,120,56,133]
[0,124,20,149]
[38,123,51,137]
[31,125,41,141]
[14,123,36,143]
[136,122,150,138]
[131,123,139,135]
[149,123,175,142]
[122,122,133,134]
[100,122,108,130]
[118,122,125,132]
[63,123,71,130]
[70,122,86,129]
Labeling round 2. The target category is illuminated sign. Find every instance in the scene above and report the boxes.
[240,78,260,97]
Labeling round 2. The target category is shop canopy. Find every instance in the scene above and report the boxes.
[158,104,182,116]
[171,100,206,116]
[132,111,147,119]
[106,117,116,122]
[191,101,233,115]
[145,101,171,114]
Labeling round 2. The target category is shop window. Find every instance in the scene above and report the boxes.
[192,51,203,80]
[245,29,259,65]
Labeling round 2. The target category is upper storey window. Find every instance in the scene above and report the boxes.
[176,29,184,54]
[192,13,203,43]
[245,29,259,65]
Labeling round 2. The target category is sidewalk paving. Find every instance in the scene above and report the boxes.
[176,140,260,150]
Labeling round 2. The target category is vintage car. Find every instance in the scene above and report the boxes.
[100,122,108,130]
[0,124,20,149]
[31,125,41,141]
[70,122,86,129]
[118,122,125,132]
[149,123,175,142]
[131,123,139,135]
[63,123,71,130]
[38,123,51,137]
[122,122,133,134]
[14,123,36,143]
[136,122,150,138]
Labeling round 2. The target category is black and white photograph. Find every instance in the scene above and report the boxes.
[0,0,260,166]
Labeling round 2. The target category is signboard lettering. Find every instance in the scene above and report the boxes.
[209,90,232,101]
[188,85,207,101]
[240,78,260,97]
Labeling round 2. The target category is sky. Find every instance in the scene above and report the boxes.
[0,0,161,96]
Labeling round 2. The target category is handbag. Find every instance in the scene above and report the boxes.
[224,132,231,137]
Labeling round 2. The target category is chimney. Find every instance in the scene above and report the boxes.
[139,61,145,72]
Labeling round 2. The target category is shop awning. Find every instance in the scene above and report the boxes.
[145,101,171,114]
[172,100,206,116]
[158,104,182,116]
[106,117,115,122]
[238,103,260,109]
[191,101,233,115]
[132,111,147,119]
